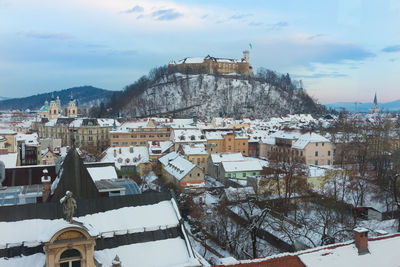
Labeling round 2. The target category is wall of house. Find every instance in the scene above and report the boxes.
[184,154,208,173]
[180,166,205,188]
[110,127,171,147]
[304,142,333,166]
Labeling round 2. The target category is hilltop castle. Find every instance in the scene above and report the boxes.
[168,51,252,75]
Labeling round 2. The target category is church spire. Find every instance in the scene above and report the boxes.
[373,92,378,105]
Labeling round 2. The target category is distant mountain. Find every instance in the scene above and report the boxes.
[325,99,400,112]
[0,96,9,101]
[0,86,115,110]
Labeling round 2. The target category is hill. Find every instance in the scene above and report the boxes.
[325,99,400,113]
[0,86,115,111]
[106,66,326,119]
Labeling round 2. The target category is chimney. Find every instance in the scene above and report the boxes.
[119,148,122,154]
[41,169,51,202]
[354,227,369,255]
[169,117,173,122]
[112,255,122,267]
[114,149,117,158]
[129,146,134,153]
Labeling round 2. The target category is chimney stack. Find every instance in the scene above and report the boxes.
[354,227,369,255]
[41,169,51,202]
[112,255,122,267]
[129,146,134,153]
[114,149,117,158]
[119,148,122,154]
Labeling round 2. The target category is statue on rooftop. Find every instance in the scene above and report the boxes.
[60,191,77,223]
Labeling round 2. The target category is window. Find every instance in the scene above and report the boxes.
[140,135,146,138]
[112,142,119,145]
[227,173,231,178]
[322,142,325,146]
[316,143,318,146]
[89,130,92,135]
[315,151,318,156]
[228,138,231,141]
[228,146,231,150]
[59,249,81,267]
[140,141,145,145]
[328,160,331,165]
[243,173,246,177]
[243,142,245,146]
[131,142,137,145]
[243,150,245,153]
[328,150,331,156]
[315,160,318,165]
[88,136,93,141]
[113,135,119,138]
[122,142,128,145]
[197,173,200,177]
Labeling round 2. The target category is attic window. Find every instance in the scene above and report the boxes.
[200,135,205,139]
[191,135,195,140]
[125,158,130,163]
[118,158,122,163]
[180,135,185,140]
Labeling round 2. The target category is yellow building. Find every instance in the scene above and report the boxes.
[205,130,249,156]
[0,130,17,153]
[181,144,209,173]
[67,92,78,118]
[110,119,171,147]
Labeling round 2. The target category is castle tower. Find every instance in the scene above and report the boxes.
[243,50,250,63]
[371,92,379,113]
[56,96,61,110]
[67,92,78,118]
[39,100,49,118]
[48,92,59,119]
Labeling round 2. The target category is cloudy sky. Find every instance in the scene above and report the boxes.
[0,0,399,103]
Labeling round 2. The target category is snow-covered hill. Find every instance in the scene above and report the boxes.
[121,73,324,119]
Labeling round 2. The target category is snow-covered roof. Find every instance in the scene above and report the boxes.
[0,200,179,246]
[205,131,224,140]
[16,132,39,146]
[159,151,179,166]
[183,144,207,155]
[69,119,83,128]
[0,152,18,168]
[148,141,173,155]
[87,166,118,181]
[100,146,149,169]
[271,130,302,140]
[44,119,57,127]
[94,237,200,267]
[222,160,262,172]
[261,136,275,145]
[299,234,400,267]
[173,129,205,143]
[97,118,120,127]
[210,153,244,164]
[292,132,330,149]
[163,153,196,181]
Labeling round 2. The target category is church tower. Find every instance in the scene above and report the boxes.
[371,92,379,113]
[67,92,78,118]
[48,92,59,119]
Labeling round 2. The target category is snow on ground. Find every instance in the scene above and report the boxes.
[358,219,398,236]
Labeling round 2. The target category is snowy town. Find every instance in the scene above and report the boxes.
[2,1,400,266]
[0,101,399,266]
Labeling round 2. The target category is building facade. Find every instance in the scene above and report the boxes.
[168,51,252,76]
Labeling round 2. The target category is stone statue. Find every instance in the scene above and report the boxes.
[60,191,77,223]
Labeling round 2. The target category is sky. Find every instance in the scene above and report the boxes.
[0,0,399,104]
